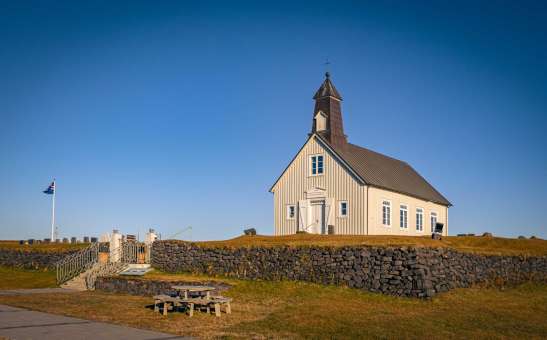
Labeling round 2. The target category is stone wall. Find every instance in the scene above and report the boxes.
[95,277,231,296]
[0,249,80,270]
[152,241,547,298]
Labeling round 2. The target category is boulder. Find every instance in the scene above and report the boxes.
[243,228,256,236]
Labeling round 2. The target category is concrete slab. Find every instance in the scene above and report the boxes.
[0,304,189,340]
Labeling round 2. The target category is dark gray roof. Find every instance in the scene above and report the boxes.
[313,72,342,100]
[330,141,451,206]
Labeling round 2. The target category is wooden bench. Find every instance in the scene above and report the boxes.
[153,294,182,316]
[183,296,232,317]
[181,297,207,317]
[209,296,232,317]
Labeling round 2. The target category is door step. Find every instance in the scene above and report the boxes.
[119,266,152,276]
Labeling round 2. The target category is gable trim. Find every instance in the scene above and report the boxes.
[313,135,367,185]
[268,135,314,193]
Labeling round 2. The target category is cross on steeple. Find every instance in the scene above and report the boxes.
[323,58,331,75]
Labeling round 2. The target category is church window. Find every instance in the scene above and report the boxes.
[430,212,437,233]
[310,155,324,175]
[400,204,408,229]
[286,205,296,220]
[339,201,348,217]
[416,208,424,231]
[382,200,391,226]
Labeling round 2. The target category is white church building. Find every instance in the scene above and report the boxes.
[270,73,451,236]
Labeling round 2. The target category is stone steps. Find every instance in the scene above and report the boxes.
[61,272,88,291]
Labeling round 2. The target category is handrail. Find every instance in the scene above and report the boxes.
[56,242,100,285]
[84,242,151,290]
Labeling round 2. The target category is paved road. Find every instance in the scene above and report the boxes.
[0,304,189,340]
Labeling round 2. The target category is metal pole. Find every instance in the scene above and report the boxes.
[51,179,56,241]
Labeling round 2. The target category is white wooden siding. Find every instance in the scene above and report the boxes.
[272,137,368,235]
[367,186,448,236]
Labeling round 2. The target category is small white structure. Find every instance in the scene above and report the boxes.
[110,229,123,262]
[99,233,111,243]
[145,228,158,245]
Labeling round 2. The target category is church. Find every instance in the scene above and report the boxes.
[270,73,451,236]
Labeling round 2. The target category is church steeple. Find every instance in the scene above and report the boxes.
[311,72,347,148]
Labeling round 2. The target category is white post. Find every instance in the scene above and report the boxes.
[51,179,56,241]
[110,229,122,262]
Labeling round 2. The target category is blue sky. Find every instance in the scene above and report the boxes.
[1,1,546,240]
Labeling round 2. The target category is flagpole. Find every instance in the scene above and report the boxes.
[51,179,55,241]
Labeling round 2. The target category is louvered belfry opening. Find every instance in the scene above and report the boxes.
[311,72,348,149]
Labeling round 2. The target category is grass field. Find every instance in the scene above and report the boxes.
[0,240,88,252]
[0,267,545,339]
[183,234,547,256]
[2,235,546,256]
[0,266,57,289]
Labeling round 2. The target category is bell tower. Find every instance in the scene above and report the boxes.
[311,72,347,149]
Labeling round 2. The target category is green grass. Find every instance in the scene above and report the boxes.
[0,266,57,289]
[174,234,547,256]
[0,268,545,339]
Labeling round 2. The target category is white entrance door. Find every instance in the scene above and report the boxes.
[310,201,325,234]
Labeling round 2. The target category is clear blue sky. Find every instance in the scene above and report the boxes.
[1,1,546,240]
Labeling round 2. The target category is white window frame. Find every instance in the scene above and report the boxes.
[430,212,438,233]
[416,208,424,232]
[382,200,391,227]
[309,154,324,176]
[286,205,296,220]
[400,204,408,229]
[338,201,348,218]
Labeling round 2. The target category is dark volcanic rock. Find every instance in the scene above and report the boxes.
[151,241,547,299]
[0,249,80,270]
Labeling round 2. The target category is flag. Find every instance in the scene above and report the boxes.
[43,181,55,195]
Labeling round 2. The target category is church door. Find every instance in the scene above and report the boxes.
[310,200,325,234]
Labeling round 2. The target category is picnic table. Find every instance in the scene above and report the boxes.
[171,285,216,300]
[153,285,232,317]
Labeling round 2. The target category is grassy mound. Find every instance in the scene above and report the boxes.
[178,234,547,256]
[0,241,89,253]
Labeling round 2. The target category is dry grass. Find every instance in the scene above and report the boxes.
[0,268,545,339]
[143,270,240,285]
[0,266,57,289]
[179,234,547,256]
[2,235,546,256]
[0,240,88,253]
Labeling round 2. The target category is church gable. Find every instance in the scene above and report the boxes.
[269,135,363,194]
[271,134,369,235]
